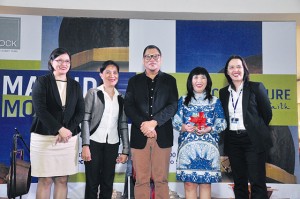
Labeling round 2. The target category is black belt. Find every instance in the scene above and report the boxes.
[229,130,247,135]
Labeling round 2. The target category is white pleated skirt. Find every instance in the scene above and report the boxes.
[30,133,79,177]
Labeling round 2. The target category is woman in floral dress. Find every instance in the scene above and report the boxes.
[172,67,227,199]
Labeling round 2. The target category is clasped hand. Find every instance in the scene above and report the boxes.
[140,120,157,139]
[55,127,72,144]
[182,124,212,135]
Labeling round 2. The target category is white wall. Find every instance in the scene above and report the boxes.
[0,0,299,24]
[1,0,300,13]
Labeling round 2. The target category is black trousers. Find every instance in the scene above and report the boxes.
[227,132,268,199]
[84,140,119,199]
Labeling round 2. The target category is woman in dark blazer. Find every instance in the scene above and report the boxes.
[219,55,272,199]
[30,48,85,199]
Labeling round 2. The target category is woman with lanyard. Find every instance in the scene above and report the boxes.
[219,55,272,199]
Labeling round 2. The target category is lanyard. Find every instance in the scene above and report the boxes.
[230,89,243,116]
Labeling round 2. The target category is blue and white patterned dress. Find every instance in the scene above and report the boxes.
[172,92,227,184]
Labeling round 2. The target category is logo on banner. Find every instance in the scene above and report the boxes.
[0,17,21,50]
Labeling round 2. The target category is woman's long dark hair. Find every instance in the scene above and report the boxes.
[184,67,213,106]
[224,55,250,90]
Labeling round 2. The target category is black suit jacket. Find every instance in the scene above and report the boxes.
[219,81,273,153]
[124,71,178,149]
[30,73,85,136]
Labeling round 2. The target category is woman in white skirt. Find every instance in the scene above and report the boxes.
[30,48,85,199]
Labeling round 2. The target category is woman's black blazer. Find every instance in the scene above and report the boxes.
[219,81,273,153]
[30,73,85,136]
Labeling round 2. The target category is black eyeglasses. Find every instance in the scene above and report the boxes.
[143,54,160,61]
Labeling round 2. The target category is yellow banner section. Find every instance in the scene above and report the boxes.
[69,172,178,183]
[0,60,41,70]
[172,73,297,126]
[2,95,32,117]
[71,47,129,68]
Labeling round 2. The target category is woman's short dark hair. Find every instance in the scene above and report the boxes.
[100,60,120,73]
[143,45,162,56]
[184,67,213,106]
[48,47,71,72]
[224,55,250,90]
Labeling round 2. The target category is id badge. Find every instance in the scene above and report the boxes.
[230,117,239,129]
